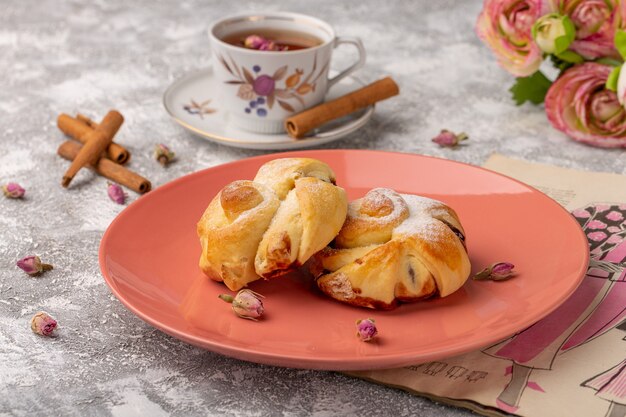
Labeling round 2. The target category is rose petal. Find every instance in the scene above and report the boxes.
[573,209,592,218]
[606,211,624,221]
[588,231,608,241]
[587,220,608,229]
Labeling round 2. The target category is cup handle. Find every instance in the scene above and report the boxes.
[327,36,366,90]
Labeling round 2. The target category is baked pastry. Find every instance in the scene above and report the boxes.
[311,188,470,309]
[197,158,348,291]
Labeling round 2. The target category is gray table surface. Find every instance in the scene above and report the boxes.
[2,0,625,416]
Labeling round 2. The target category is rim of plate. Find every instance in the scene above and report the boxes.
[99,149,590,369]
[162,68,375,146]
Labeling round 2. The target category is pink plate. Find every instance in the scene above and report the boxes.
[99,150,589,370]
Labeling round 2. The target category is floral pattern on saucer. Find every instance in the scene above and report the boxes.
[183,99,217,119]
[217,53,328,117]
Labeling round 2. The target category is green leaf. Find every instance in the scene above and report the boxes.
[554,36,571,55]
[550,55,574,73]
[509,71,553,106]
[555,50,584,63]
[597,57,623,67]
[553,16,575,54]
[562,15,576,43]
[472,268,491,281]
[615,30,626,60]
[606,66,621,92]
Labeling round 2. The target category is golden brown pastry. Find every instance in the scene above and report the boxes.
[197,158,348,291]
[311,188,470,309]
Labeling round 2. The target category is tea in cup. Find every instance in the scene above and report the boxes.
[209,12,366,134]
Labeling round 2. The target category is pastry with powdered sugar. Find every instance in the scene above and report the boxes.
[311,188,471,309]
[197,158,348,291]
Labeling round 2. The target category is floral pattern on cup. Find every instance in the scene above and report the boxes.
[217,53,328,117]
[183,99,217,119]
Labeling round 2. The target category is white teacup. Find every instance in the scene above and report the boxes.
[209,12,366,134]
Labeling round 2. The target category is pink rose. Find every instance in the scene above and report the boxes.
[607,234,623,244]
[607,226,621,233]
[431,130,469,147]
[473,262,517,281]
[476,0,555,76]
[588,231,608,241]
[2,182,25,199]
[17,255,53,276]
[606,211,624,221]
[30,312,57,337]
[356,318,378,342]
[107,182,126,205]
[218,289,264,321]
[562,0,620,59]
[572,208,591,218]
[587,219,608,229]
[244,35,266,50]
[545,63,626,148]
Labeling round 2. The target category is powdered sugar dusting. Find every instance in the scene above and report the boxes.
[394,194,447,242]
[255,157,299,176]
[254,158,336,199]
[227,181,278,224]
[351,188,408,224]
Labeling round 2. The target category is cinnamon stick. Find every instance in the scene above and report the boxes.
[57,113,130,164]
[76,113,98,128]
[57,141,151,194]
[285,77,400,139]
[61,110,124,188]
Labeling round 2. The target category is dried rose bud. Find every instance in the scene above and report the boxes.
[3,182,25,198]
[16,255,53,276]
[244,35,267,49]
[30,311,57,336]
[259,40,277,51]
[243,35,284,51]
[154,143,175,166]
[432,130,468,148]
[473,262,516,281]
[219,289,265,320]
[107,182,126,205]
[356,318,378,342]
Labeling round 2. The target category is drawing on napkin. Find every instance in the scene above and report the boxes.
[581,319,626,417]
[483,203,626,414]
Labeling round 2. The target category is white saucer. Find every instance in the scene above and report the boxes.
[163,67,374,150]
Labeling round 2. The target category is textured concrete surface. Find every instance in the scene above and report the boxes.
[1,0,625,416]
